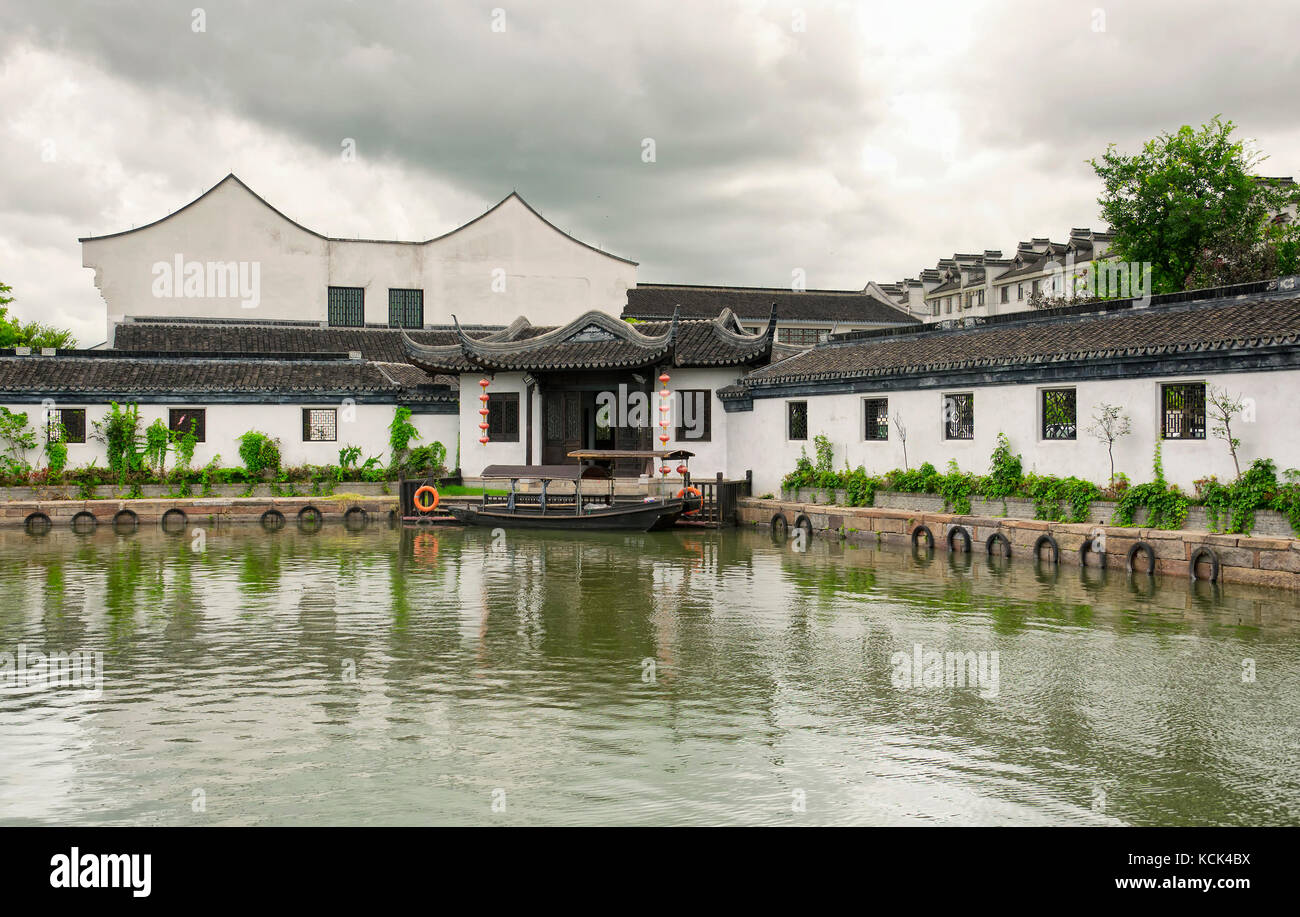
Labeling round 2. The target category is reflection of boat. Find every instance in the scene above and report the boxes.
[443,463,700,532]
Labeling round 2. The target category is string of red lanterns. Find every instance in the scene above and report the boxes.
[478,377,490,445]
[658,371,672,479]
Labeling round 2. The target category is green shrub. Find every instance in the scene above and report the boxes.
[237,431,281,475]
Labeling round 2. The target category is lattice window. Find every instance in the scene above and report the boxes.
[47,408,86,444]
[327,287,364,327]
[863,398,888,440]
[302,408,338,442]
[944,392,974,440]
[776,327,829,346]
[388,289,424,328]
[1162,383,1206,439]
[488,393,520,442]
[787,401,808,440]
[168,408,206,443]
[675,390,712,442]
[1041,389,1076,440]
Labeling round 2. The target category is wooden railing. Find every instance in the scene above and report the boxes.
[684,471,751,527]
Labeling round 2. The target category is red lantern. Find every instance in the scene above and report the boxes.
[676,464,688,475]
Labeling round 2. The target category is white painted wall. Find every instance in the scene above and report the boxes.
[457,372,530,476]
[83,177,637,341]
[0,400,457,471]
[727,369,1300,495]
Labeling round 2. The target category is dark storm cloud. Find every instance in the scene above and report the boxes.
[0,0,1297,344]
[1,0,881,278]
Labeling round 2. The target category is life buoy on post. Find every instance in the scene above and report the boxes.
[414,485,440,513]
[676,486,702,515]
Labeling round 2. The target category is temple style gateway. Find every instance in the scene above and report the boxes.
[2,173,1298,498]
[400,308,778,478]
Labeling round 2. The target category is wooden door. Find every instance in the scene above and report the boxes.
[543,391,583,464]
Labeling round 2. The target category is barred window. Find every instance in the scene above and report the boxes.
[787,401,808,440]
[487,393,519,442]
[388,289,424,328]
[776,327,829,346]
[168,408,206,443]
[930,300,939,316]
[302,408,337,442]
[1000,286,1009,303]
[1041,389,1076,440]
[675,390,711,442]
[327,287,364,327]
[47,408,86,444]
[1162,382,1206,439]
[863,398,888,441]
[943,392,974,440]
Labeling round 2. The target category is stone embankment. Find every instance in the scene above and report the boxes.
[741,498,1300,590]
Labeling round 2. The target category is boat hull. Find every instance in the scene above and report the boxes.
[443,498,693,532]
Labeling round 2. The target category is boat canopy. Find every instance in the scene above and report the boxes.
[565,450,695,461]
[479,464,612,481]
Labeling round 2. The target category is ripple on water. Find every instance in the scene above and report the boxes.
[1,526,1298,826]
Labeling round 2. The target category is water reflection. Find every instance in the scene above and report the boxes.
[0,524,1297,826]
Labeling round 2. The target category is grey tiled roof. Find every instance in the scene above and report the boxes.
[0,353,454,401]
[405,309,776,372]
[624,284,917,325]
[741,294,1300,386]
[114,320,461,363]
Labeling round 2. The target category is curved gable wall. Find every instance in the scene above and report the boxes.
[83,178,637,341]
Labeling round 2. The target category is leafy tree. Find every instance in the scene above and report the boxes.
[0,281,77,349]
[1090,116,1299,294]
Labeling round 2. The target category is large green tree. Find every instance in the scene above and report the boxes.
[0,280,77,349]
[1091,116,1299,294]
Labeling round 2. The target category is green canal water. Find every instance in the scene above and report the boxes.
[1,523,1297,826]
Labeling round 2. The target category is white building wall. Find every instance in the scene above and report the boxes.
[458,372,530,477]
[82,178,637,341]
[728,369,1300,495]
[1,400,457,471]
[662,367,746,479]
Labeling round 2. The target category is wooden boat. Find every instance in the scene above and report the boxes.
[441,462,700,532]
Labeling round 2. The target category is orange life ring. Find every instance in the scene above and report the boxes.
[414,485,440,513]
[676,486,702,515]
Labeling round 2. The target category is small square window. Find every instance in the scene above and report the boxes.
[675,390,712,442]
[487,393,520,442]
[863,398,888,441]
[47,408,86,444]
[943,392,974,440]
[1161,383,1206,439]
[168,408,206,443]
[1040,389,1076,440]
[303,408,337,442]
[327,287,364,327]
[388,289,424,329]
[787,401,808,440]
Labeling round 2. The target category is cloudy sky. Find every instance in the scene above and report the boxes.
[1,0,1297,345]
